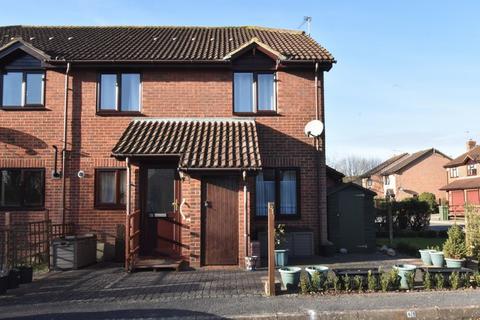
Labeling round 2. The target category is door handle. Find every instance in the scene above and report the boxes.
[204,200,211,208]
[172,199,179,212]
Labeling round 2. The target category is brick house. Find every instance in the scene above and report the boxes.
[0,26,335,269]
[361,148,451,200]
[441,140,480,215]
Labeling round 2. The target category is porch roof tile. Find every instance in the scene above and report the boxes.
[440,177,480,191]
[112,118,262,170]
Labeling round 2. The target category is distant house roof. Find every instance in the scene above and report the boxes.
[0,25,335,64]
[440,177,480,191]
[111,118,262,170]
[362,148,451,177]
[444,145,480,168]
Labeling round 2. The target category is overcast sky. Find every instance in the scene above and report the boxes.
[2,0,479,161]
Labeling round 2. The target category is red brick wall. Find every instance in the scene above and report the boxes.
[0,66,326,266]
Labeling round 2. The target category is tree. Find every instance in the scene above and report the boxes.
[327,155,382,178]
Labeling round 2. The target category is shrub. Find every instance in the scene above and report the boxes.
[450,272,462,290]
[367,270,378,292]
[443,225,467,259]
[423,271,432,290]
[300,272,310,294]
[311,271,321,293]
[375,197,431,232]
[434,274,445,290]
[418,192,438,214]
[343,274,352,292]
[389,269,401,290]
[380,272,390,292]
[406,271,415,290]
[331,274,340,292]
[353,275,363,293]
[472,272,480,288]
[465,205,480,259]
[275,224,287,249]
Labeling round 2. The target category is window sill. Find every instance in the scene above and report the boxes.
[233,111,279,117]
[94,205,126,211]
[254,214,301,221]
[1,107,48,111]
[96,111,143,117]
[0,207,45,212]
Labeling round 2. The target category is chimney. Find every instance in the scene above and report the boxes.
[467,139,477,151]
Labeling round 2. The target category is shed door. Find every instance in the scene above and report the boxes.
[337,191,365,250]
[466,189,480,205]
[202,177,238,265]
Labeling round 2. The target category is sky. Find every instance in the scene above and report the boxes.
[2,0,479,162]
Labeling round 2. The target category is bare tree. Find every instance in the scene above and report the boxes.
[327,155,382,178]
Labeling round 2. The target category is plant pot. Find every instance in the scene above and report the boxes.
[7,269,20,289]
[245,256,258,271]
[419,249,435,266]
[305,266,329,282]
[18,266,33,284]
[393,264,417,290]
[0,273,8,295]
[279,267,301,291]
[274,249,288,267]
[445,258,465,268]
[430,251,445,267]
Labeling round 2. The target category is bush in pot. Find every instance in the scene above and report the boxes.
[430,250,445,267]
[443,225,467,268]
[274,224,288,267]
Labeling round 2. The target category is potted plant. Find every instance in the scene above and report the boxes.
[419,247,436,265]
[278,266,302,291]
[443,225,467,268]
[244,256,258,271]
[17,265,33,284]
[430,250,445,267]
[0,271,8,295]
[274,224,288,267]
[305,265,329,282]
[393,264,416,290]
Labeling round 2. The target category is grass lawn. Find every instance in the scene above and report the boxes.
[377,237,446,253]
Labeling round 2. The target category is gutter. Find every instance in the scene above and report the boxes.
[61,62,71,226]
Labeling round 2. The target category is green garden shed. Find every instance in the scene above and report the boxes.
[327,183,377,253]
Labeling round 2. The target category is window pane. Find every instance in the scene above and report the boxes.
[119,170,127,205]
[255,170,275,216]
[26,73,43,105]
[0,170,22,207]
[23,170,44,206]
[146,169,174,214]
[121,74,140,111]
[100,74,117,110]
[234,73,253,112]
[99,171,116,204]
[280,170,297,215]
[258,74,275,111]
[2,72,22,106]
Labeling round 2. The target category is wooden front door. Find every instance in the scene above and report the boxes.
[202,176,239,265]
[140,168,181,258]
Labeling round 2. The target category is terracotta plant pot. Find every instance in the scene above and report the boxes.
[279,267,301,291]
[445,258,465,268]
[430,251,445,267]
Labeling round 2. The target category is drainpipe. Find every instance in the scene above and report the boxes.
[61,62,71,226]
[125,157,131,271]
[243,170,248,258]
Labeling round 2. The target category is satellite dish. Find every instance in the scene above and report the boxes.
[304,119,324,138]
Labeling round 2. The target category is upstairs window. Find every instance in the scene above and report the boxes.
[1,71,44,108]
[450,167,459,178]
[467,164,477,176]
[0,168,45,210]
[234,72,276,113]
[98,73,141,112]
[384,176,390,185]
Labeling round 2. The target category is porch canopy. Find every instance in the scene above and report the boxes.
[440,177,480,191]
[111,118,262,170]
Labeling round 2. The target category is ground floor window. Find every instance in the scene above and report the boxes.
[255,168,300,218]
[0,168,44,210]
[95,169,126,209]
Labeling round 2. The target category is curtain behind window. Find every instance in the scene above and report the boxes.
[257,74,275,111]
[234,73,253,112]
[280,170,297,215]
[100,74,117,110]
[121,74,140,111]
[2,72,22,106]
[99,171,116,204]
[255,171,275,216]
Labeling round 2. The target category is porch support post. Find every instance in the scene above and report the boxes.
[243,170,248,259]
[266,202,276,296]
[125,157,131,271]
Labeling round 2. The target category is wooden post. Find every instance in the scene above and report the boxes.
[267,202,276,296]
[388,197,393,245]
[125,157,131,271]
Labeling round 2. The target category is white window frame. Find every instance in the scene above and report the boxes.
[1,70,45,108]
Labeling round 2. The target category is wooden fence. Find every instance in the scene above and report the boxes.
[0,213,74,271]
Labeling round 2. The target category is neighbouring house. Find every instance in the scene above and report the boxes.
[441,140,480,216]
[0,25,335,269]
[361,148,451,200]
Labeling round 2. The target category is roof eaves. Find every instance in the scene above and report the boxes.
[0,38,51,61]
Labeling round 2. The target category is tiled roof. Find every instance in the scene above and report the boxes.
[440,177,480,191]
[361,153,409,178]
[0,25,335,63]
[444,145,480,168]
[382,148,451,175]
[112,118,262,170]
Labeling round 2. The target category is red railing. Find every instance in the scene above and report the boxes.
[125,209,141,271]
